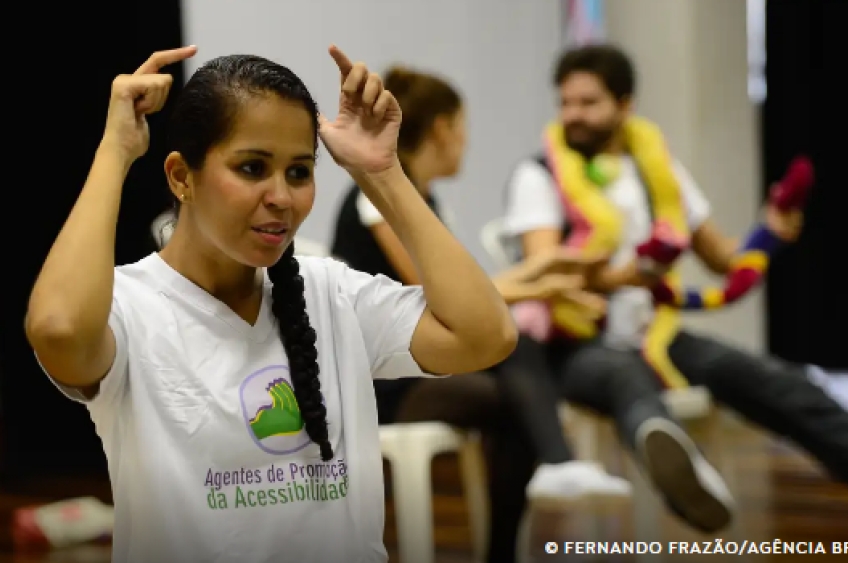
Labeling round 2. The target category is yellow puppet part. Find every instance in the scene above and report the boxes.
[542,116,690,389]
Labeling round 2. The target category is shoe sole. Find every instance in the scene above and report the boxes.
[639,420,733,532]
[527,465,633,512]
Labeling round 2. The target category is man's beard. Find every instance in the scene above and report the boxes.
[563,122,617,159]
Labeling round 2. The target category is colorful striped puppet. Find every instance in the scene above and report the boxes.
[649,156,814,310]
[518,116,694,388]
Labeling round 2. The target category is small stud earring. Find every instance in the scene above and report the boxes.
[179,194,186,202]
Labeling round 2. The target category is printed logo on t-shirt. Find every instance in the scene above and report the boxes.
[203,364,349,511]
[239,365,310,455]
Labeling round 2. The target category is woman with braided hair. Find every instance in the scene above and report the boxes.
[24,45,517,563]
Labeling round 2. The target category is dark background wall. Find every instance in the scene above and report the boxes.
[1,1,186,481]
[762,0,847,370]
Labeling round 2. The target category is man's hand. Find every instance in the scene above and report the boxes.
[765,205,803,242]
[519,247,607,282]
[764,155,813,243]
[636,221,688,279]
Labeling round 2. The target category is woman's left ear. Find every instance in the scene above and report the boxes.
[431,115,454,147]
[164,152,193,203]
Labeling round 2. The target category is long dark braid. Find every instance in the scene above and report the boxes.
[267,243,332,461]
[164,54,330,459]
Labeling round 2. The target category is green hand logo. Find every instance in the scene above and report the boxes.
[249,379,304,440]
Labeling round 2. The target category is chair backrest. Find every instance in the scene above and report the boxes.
[293,237,330,258]
[151,209,176,249]
[479,218,520,270]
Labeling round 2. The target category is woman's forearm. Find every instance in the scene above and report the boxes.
[26,144,128,351]
[356,164,515,350]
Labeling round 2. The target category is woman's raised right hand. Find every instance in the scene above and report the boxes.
[101,46,197,164]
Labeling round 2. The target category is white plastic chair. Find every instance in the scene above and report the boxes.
[150,209,176,249]
[292,237,331,258]
[380,423,489,563]
[480,217,518,271]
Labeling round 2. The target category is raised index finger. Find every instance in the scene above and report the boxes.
[135,45,198,75]
[328,44,354,85]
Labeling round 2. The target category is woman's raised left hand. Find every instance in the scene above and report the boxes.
[318,45,402,176]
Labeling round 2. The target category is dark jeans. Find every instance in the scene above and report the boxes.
[380,373,537,563]
[550,331,848,482]
[487,335,576,464]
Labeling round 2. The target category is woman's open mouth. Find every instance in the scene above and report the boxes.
[252,223,289,246]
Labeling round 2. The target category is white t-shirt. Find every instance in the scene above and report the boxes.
[39,253,433,563]
[503,156,711,347]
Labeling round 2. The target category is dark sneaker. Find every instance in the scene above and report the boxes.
[636,417,736,533]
